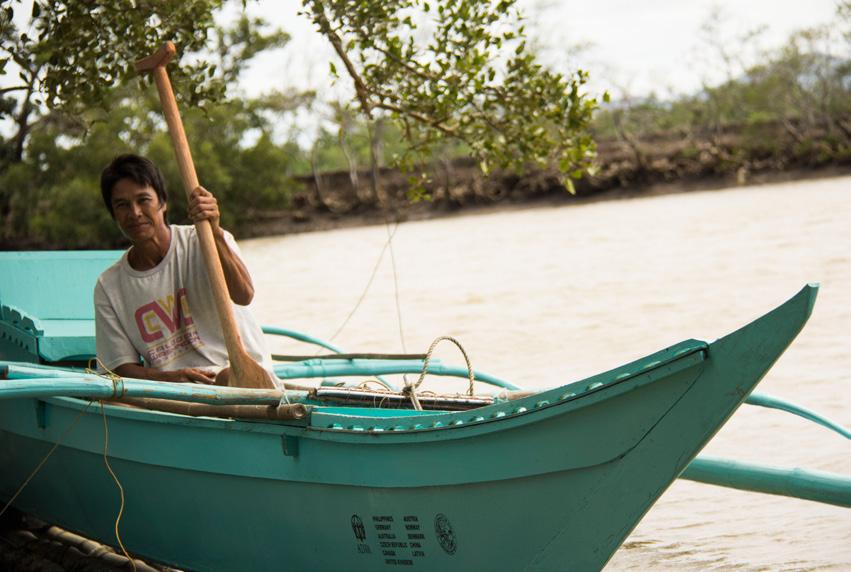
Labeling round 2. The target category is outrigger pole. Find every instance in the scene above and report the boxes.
[681,456,851,509]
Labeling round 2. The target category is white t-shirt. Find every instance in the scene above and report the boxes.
[94,225,275,381]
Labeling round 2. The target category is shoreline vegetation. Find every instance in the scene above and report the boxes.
[244,130,851,239]
[3,122,849,250]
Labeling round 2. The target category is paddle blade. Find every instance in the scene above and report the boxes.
[224,351,277,389]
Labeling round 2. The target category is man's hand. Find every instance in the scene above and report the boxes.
[167,368,217,384]
[188,186,221,235]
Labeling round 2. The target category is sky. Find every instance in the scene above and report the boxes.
[232,0,842,104]
[1,0,843,141]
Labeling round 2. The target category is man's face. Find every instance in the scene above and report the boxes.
[110,178,167,242]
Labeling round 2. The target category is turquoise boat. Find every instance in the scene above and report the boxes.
[0,251,848,571]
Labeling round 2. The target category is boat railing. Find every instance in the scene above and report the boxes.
[259,324,850,509]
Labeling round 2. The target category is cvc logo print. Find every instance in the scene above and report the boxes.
[134,288,194,342]
[134,288,203,367]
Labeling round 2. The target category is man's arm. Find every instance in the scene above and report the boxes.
[114,363,217,384]
[187,186,255,305]
[213,229,255,305]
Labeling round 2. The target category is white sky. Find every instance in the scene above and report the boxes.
[1,1,843,141]
[233,0,842,103]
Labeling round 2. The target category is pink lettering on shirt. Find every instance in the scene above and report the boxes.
[134,288,194,342]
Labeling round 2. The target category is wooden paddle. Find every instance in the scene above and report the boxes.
[135,42,275,390]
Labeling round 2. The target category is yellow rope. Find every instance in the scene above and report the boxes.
[89,355,135,567]
[99,402,136,572]
[86,362,136,569]
[0,402,94,520]
[85,358,125,399]
[1,359,135,570]
[354,378,392,391]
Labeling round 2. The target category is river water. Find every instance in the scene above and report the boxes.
[242,175,851,570]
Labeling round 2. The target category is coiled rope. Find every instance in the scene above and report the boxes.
[404,336,476,411]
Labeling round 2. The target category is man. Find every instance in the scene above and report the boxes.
[94,153,275,386]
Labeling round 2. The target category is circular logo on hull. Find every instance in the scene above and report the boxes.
[351,514,366,542]
[434,513,457,555]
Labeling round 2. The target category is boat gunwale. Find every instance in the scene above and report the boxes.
[307,345,707,439]
[5,341,707,448]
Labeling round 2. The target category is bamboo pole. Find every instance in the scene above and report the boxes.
[115,397,310,421]
[0,375,309,405]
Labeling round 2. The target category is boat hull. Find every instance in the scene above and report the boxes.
[0,285,817,571]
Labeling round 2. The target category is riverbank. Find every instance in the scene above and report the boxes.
[238,120,851,239]
[1,125,848,251]
[242,162,851,240]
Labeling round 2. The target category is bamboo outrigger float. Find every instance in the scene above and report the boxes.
[0,251,849,571]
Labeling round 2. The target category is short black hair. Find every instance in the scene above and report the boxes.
[100,154,168,217]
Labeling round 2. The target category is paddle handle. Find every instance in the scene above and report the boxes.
[136,43,273,388]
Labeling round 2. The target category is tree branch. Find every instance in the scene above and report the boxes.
[373,99,458,137]
[309,2,374,117]
[0,85,28,95]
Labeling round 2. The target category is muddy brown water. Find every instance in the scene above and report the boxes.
[242,175,850,570]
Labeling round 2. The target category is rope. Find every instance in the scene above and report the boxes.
[313,150,410,388]
[354,379,392,391]
[384,219,412,388]
[88,357,134,564]
[385,221,407,353]
[99,402,135,571]
[0,402,94,521]
[405,336,476,411]
[85,358,126,399]
[363,119,410,377]
[322,222,399,349]
[0,361,135,569]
